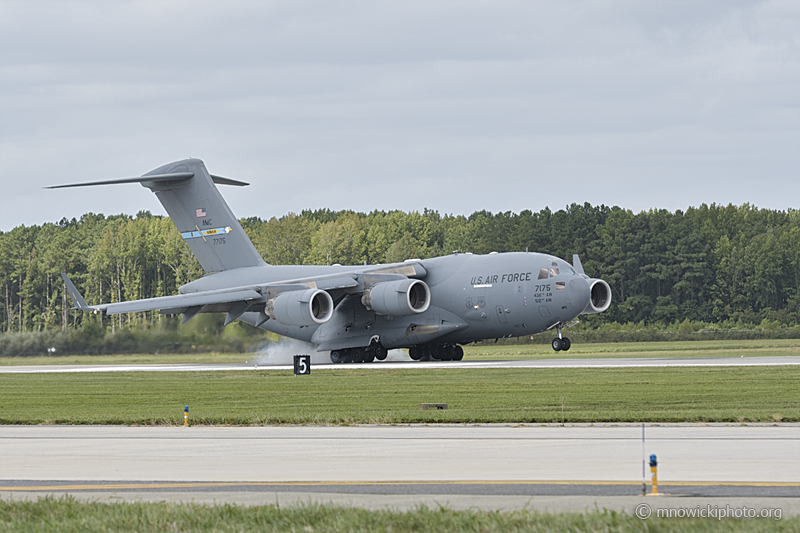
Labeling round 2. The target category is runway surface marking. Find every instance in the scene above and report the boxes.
[2,435,797,440]
[2,355,800,373]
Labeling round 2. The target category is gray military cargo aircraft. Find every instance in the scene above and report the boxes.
[52,158,611,362]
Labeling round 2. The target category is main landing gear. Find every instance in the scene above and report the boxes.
[408,343,463,362]
[551,324,571,352]
[331,343,466,363]
[330,342,388,364]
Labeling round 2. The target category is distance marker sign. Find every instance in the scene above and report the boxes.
[293,355,311,376]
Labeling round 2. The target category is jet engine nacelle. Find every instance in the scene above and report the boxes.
[362,279,430,316]
[582,279,612,314]
[266,288,334,326]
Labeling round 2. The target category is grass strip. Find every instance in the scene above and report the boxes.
[0,496,795,533]
[0,366,797,425]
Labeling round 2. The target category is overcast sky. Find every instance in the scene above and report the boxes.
[1,1,798,231]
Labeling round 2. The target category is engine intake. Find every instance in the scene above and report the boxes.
[266,289,334,326]
[362,279,430,316]
[582,279,612,314]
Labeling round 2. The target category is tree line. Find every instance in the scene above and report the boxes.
[1,202,798,337]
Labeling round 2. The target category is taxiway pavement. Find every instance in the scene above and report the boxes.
[1,425,798,514]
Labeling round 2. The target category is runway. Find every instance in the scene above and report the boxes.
[2,425,799,513]
[2,355,800,373]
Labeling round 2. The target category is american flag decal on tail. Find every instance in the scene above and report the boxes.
[196,208,206,217]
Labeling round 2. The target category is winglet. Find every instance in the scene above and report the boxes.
[61,273,91,311]
[572,254,586,276]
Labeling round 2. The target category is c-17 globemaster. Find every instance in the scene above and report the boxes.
[51,159,611,363]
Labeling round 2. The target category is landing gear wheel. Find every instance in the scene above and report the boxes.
[350,348,364,364]
[562,337,571,351]
[453,346,464,361]
[408,347,422,361]
[375,346,388,361]
[420,346,433,361]
[330,350,344,364]
[551,338,563,351]
[431,345,447,361]
[439,345,453,361]
[362,351,375,363]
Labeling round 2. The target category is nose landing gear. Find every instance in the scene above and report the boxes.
[551,337,571,351]
[551,324,571,352]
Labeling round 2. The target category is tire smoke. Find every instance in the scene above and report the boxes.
[253,339,410,365]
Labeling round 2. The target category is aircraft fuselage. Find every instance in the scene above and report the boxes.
[181,251,595,352]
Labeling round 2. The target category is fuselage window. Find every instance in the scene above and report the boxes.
[538,268,549,280]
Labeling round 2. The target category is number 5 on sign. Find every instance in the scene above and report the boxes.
[293,355,311,376]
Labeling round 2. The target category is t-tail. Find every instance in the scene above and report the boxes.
[48,159,266,272]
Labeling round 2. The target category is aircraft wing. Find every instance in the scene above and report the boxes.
[62,272,264,314]
[62,261,426,328]
[96,289,264,315]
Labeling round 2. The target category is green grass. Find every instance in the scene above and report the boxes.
[0,497,794,533]
[1,366,797,425]
[1,338,798,366]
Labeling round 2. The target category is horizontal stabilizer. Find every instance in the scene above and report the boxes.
[47,172,248,189]
[46,173,194,189]
[210,175,249,186]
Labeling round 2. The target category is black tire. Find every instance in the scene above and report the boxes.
[453,346,464,361]
[562,337,571,351]
[431,346,443,360]
[409,347,422,360]
[441,345,455,361]
[362,350,375,363]
[330,350,344,364]
[375,346,388,361]
[350,348,364,364]
[551,338,563,351]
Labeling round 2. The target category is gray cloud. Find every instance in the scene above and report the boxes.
[1,0,797,231]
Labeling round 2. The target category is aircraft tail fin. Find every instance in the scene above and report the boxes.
[49,159,266,273]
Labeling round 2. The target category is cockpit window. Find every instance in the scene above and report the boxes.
[541,265,576,279]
